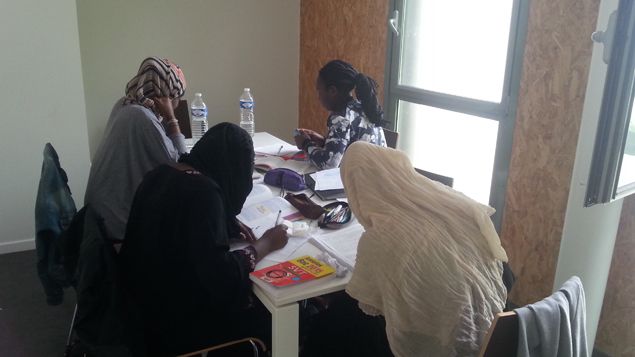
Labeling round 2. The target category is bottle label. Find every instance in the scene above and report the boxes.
[191,108,208,117]
[240,100,254,110]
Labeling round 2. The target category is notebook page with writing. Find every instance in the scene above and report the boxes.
[238,196,303,238]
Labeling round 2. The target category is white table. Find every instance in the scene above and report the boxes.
[252,244,352,357]
[250,132,361,357]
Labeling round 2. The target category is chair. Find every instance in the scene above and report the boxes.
[177,337,267,357]
[415,168,454,187]
[478,311,518,357]
[64,206,131,356]
[478,276,587,357]
[383,128,399,149]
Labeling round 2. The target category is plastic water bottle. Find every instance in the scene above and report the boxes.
[239,88,255,137]
[190,93,208,142]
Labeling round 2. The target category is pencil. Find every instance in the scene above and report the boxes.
[275,210,282,226]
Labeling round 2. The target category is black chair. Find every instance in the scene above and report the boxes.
[177,337,267,357]
[478,311,518,357]
[383,128,399,149]
[63,206,132,356]
[415,168,454,187]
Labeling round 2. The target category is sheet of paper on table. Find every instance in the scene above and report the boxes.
[309,167,344,191]
[255,143,298,157]
[309,223,364,270]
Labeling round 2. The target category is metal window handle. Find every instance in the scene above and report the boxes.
[592,10,617,64]
[389,10,400,36]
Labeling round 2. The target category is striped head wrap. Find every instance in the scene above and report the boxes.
[124,57,187,109]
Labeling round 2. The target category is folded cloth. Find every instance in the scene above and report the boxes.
[515,276,588,357]
[284,193,325,219]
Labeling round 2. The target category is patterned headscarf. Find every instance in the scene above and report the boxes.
[124,57,186,108]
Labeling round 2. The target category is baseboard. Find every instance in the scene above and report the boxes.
[0,238,35,255]
[592,348,613,357]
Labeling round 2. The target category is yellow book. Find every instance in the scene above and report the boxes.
[250,255,335,287]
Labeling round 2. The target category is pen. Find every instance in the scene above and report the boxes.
[274,210,282,226]
[276,145,283,155]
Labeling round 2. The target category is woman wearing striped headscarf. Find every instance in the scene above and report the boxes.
[84,57,189,241]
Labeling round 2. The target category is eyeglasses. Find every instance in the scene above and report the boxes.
[318,201,352,229]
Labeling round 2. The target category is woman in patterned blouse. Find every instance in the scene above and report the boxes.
[294,60,387,170]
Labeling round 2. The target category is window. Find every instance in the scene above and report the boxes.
[586,0,635,205]
[385,0,529,229]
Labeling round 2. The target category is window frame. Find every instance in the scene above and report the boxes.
[383,0,530,230]
[585,0,635,206]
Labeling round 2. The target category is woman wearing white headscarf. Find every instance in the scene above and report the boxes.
[340,141,508,357]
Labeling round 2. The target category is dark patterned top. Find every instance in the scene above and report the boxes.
[307,100,387,170]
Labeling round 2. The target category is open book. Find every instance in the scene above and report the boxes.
[238,184,303,239]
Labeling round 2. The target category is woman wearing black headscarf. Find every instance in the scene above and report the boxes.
[119,123,288,356]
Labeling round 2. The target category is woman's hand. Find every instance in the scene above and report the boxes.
[294,132,311,150]
[154,97,181,136]
[260,225,288,251]
[299,128,325,147]
[252,225,288,262]
[153,97,176,120]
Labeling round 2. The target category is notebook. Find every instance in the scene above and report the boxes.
[304,172,346,201]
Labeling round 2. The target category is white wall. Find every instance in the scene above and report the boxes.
[0,0,91,253]
[556,0,621,347]
[77,0,301,156]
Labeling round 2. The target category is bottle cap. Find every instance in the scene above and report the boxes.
[244,88,250,92]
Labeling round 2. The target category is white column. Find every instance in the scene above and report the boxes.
[556,0,621,348]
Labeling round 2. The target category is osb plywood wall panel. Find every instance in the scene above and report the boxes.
[595,195,635,356]
[299,0,389,133]
[500,0,600,306]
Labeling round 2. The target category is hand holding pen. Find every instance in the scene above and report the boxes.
[275,210,282,226]
[252,211,288,258]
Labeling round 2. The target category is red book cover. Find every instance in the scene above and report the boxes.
[250,255,335,288]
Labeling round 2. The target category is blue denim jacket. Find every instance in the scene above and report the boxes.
[35,143,77,236]
[35,143,77,304]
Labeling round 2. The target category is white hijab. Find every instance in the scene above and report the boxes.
[341,142,508,357]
